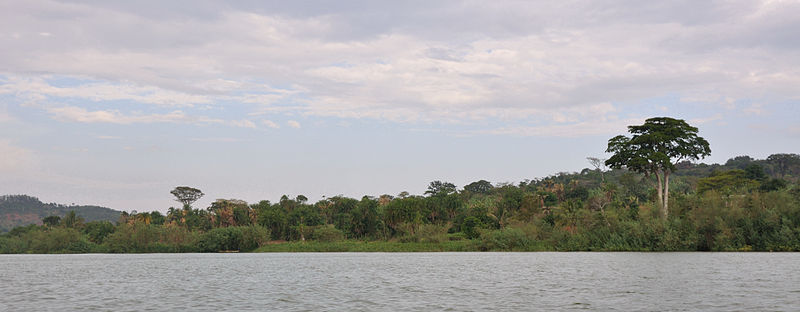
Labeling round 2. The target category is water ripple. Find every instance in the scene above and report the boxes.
[1,252,799,311]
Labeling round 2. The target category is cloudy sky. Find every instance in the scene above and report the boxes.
[1,0,798,211]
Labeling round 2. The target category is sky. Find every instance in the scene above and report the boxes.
[1,0,799,212]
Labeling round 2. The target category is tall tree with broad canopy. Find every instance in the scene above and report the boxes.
[170,186,204,209]
[425,181,457,196]
[605,117,710,218]
[463,180,494,195]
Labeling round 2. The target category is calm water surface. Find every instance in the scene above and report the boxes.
[1,252,798,311]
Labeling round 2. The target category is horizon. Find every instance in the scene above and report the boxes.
[1,1,799,212]
[0,152,791,213]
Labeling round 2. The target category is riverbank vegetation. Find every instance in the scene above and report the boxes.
[1,119,799,253]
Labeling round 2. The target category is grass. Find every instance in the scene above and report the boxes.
[253,240,479,252]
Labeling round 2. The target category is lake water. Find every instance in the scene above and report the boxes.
[1,252,798,311]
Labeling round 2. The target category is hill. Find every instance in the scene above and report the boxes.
[0,195,121,232]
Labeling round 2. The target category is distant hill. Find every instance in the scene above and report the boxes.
[0,195,122,232]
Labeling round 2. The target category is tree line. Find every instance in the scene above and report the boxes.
[1,118,799,253]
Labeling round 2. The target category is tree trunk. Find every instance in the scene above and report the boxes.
[600,203,611,227]
[663,171,670,218]
[654,171,663,215]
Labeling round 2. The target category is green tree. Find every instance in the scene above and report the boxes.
[42,215,61,227]
[606,117,711,218]
[150,211,166,225]
[461,216,484,239]
[586,157,608,182]
[62,211,84,229]
[425,181,457,196]
[697,170,755,194]
[766,153,800,179]
[256,204,288,240]
[83,221,116,243]
[464,180,494,195]
[744,164,768,182]
[170,186,204,208]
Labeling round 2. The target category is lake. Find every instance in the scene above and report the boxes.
[1,252,798,311]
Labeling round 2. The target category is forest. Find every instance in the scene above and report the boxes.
[0,195,121,233]
[1,118,799,253]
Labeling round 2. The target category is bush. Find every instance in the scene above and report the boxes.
[102,223,161,253]
[0,236,27,253]
[312,225,345,242]
[240,226,269,251]
[198,226,269,252]
[447,232,467,241]
[84,221,116,244]
[27,228,83,253]
[414,224,449,243]
[479,228,532,251]
[65,240,96,253]
[395,224,449,243]
[462,216,484,239]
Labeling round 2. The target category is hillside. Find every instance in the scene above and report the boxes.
[0,195,121,232]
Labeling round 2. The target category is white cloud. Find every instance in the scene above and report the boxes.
[45,106,188,124]
[483,117,647,138]
[287,120,301,128]
[0,76,210,107]
[689,114,724,125]
[261,120,280,129]
[229,119,256,129]
[0,0,798,132]
[743,103,765,115]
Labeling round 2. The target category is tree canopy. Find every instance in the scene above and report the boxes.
[605,117,710,217]
[170,186,204,208]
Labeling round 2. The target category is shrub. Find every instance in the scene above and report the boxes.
[240,225,269,251]
[447,232,467,241]
[312,225,345,242]
[479,228,531,251]
[413,224,449,243]
[84,221,116,244]
[27,228,83,253]
[198,226,269,252]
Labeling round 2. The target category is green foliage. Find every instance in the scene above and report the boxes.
[254,240,476,252]
[478,227,542,251]
[606,117,711,217]
[760,179,788,192]
[461,216,485,239]
[103,223,200,253]
[83,221,116,243]
[606,117,711,174]
[697,170,757,194]
[426,181,457,196]
[464,180,493,195]
[42,215,61,227]
[198,226,269,252]
[25,227,84,253]
[397,223,449,243]
[3,150,800,253]
[312,225,345,242]
[0,195,121,232]
[255,202,288,240]
[170,186,204,208]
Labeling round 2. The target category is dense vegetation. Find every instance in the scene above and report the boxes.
[2,152,798,253]
[0,195,121,232]
[1,118,798,253]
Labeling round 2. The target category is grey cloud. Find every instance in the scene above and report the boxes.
[2,0,799,130]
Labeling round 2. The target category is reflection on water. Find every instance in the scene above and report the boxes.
[1,252,798,311]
